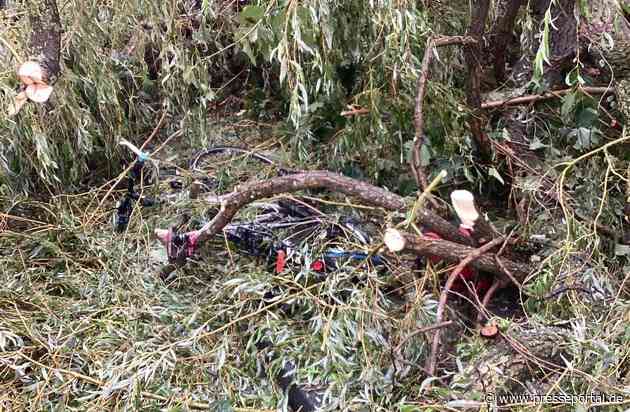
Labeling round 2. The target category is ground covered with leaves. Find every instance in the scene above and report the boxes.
[1,121,629,411]
[1,0,630,411]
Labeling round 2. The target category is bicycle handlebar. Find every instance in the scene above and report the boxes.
[119,139,149,161]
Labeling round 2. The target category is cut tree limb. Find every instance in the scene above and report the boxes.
[383,228,531,279]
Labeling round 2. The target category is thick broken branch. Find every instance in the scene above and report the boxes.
[157,171,479,272]
[384,229,531,279]
[195,171,474,244]
[410,35,476,199]
[195,171,407,244]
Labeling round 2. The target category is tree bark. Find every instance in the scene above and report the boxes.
[490,0,524,83]
[385,229,531,280]
[194,171,474,245]
[27,0,62,84]
[582,0,630,123]
[463,0,492,158]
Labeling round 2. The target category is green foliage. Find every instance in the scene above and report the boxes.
[0,0,240,192]
[2,1,630,410]
[0,0,475,193]
[236,0,471,189]
[532,3,553,86]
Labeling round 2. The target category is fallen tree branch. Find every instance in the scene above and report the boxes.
[425,237,506,376]
[411,35,476,202]
[383,229,530,279]
[195,172,474,245]
[194,171,407,245]
[481,86,612,109]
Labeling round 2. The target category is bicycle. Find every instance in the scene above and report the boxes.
[112,141,389,275]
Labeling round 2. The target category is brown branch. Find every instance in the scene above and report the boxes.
[476,279,501,323]
[156,171,476,273]
[481,86,613,109]
[426,237,506,376]
[195,171,407,244]
[214,173,473,242]
[410,35,476,204]
[384,229,530,278]
[196,172,475,245]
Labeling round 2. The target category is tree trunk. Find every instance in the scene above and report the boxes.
[463,0,492,158]
[490,0,524,84]
[27,0,61,84]
[583,0,630,123]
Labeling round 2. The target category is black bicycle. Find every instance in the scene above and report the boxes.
[113,141,388,274]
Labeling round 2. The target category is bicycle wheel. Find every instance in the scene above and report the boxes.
[190,146,287,195]
[251,204,387,273]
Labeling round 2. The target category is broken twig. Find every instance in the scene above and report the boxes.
[481,86,612,109]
